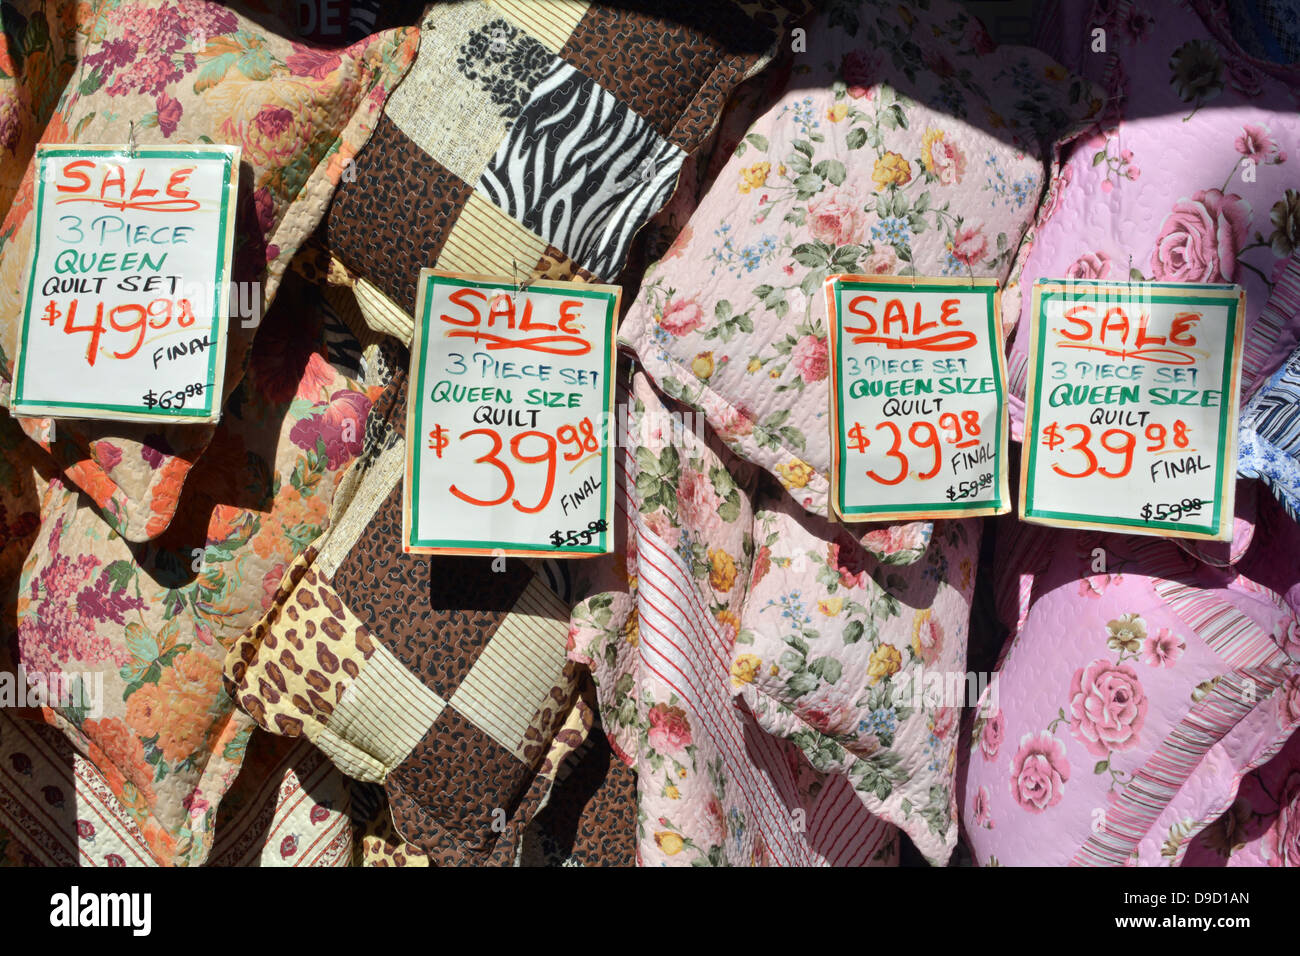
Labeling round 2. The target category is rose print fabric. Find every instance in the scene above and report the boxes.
[961,494,1300,866]
[11,267,377,865]
[566,372,954,865]
[1008,0,1300,449]
[737,492,979,863]
[0,1,419,544]
[619,0,1101,520]
[1182,725,1300,866]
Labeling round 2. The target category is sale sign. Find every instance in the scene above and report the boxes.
[1021,280,1245,540]
[826,274,1009,521]
[404,270,620,556]
[9,144,239,423]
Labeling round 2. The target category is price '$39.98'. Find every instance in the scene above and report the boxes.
[426,415,601,514]
[1039,417,1192,480]
[846,410,984,501]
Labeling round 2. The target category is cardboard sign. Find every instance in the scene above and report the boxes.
[9,145,239,423]
[1021,280,1245,540]
[404,270,620,556]
[826,274,1009,521]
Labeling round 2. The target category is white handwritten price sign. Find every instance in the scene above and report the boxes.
[9,144,239,423]
[826,274,1009,521]
[404,270,620,556]
[1021,280,1244,540]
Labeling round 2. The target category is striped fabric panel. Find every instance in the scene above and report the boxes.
[0,713,156,867]
[489,0,588,52]
[316,437,405,580]
[352,275,415,344]
[1241,251,1300,395]
[328,642,448,773]
[437,191,548,281]
[1152,580,1292,669]
[1071,669,1286,866]
[626,441,893,867]
[258,749,353,868]
[1119,534,1199,581]
[449,576,571,761]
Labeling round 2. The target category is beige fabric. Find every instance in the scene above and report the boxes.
[353,275,416,344]
[329,643,448,775]
[437,191,549,281]
[488,0,589,52]
[317,438,407,580]
[385,5,514,183]
[449,576,571,760]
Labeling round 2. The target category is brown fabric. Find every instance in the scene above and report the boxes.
[326,116,473,315]
[325,0,794,308]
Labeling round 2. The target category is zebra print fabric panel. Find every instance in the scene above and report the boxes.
[477,61,684,278]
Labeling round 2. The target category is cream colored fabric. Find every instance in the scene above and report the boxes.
[448,576,571,760]
[488,0,588,52]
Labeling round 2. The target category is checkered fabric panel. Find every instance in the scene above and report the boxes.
[325,0,801,316]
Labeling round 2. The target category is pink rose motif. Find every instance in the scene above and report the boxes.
[94,440,123,472]
[253,186,276,233]
[926,134,966,186]
[973,785,994,828]
[797,700,856,736]
[1069,659,1148,756]
[76,820,95,839]
[289,385,372,470]
[155,92,182,137]
[914,614,944,667]
[1265,770,1300,866]
[862,522,926,557]
[791,334,829,383]
[950,225,988,265]
[279,835,298,858]
[1227,59,1263,98]
[807,188,865,246]
[642,508,680,549]
[841,50,881,99]
[827,535,871,589]
[647,702,692,752]
[1149,189,1250,283]
[980,710,1005,760]
[261,562,286,610]
[676,467,722,534]
[1078,573,1122,597]
[104,854,126,867]
[1066,251,1112,280]
[1235,124,1282,165]
[309,804,330,825]
[1009,730,1071,812]
[930,705,958,741]
[716,406,755,442]
[1143,627,1185,668]
[863,247,897,274]
[1278,674,1300,727]
[1275,620,1300,663]
[659,297,705,337]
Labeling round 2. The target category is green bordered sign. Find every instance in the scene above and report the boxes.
[9,144,240,423]
[826,274,1009,521]
[1021,280,1245,540]
[404,269,620,557]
